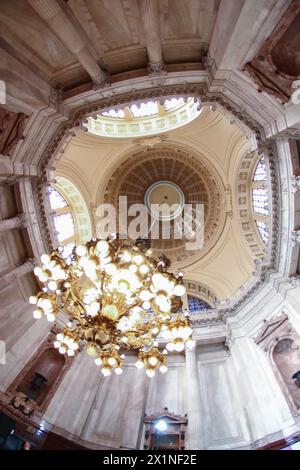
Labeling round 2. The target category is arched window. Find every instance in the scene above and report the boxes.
[251,156,269,244]
[48,187,76,260]
[187,295,212,313]
[48,179,93,261]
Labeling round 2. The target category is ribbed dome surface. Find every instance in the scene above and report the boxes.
[103,146,225,264]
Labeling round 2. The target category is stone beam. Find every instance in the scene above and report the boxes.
[137,0,164,72]
[0,260,34,292]
[0,48,50,113]
[0,215,26,233]
[209,0,291,70]
[27,0,107,84]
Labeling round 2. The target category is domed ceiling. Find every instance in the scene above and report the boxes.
[103,146,225,264]
[53,104,266,302]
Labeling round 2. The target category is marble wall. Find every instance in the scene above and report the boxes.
[40,338,297,450]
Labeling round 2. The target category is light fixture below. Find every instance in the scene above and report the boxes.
[155,420,168,432]
[30,237,195,378]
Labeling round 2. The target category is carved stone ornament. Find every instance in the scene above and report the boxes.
[243,1,300,103]
[0,107,29,157]
[254,312,300,413]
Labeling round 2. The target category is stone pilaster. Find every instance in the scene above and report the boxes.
[185,346,203,449]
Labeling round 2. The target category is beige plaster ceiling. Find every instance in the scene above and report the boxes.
[55,105,256,301]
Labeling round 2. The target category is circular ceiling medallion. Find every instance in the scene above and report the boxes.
[144,180,185,221]
[102,145,226,266]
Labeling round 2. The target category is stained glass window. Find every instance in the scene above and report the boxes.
[188,295,212,313]
[49,187,68,210]
[256,220,269,243]
[252,188,269,215]
[253,156,267,181]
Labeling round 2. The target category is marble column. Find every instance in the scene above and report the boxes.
[28,0,106,84]
[0,214,25,233]
[185,346,203,449]
[0,260,35,291]
[137,0,164,72]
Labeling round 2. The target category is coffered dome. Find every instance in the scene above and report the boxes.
[103,145,225,265]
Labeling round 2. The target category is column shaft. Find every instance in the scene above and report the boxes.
[185,347,203,449]
[138,0,163,71]
[0,260,34,291]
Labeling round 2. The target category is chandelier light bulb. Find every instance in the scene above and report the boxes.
[107,357,117,366]
[33,309,42,319]
[96,240,109,254]
[148,356,158,366]
[122,252,131,262]
[76,245,87,257]
[129,264,137,273]
[30,237,193,379]
[173,284,186,297]
[41,254,50,264]
[142,301,151,310]
[48,281,57,291]
[139,264,149,274]
[133,255,143,265]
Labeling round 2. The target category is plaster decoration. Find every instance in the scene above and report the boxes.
[134,135,168,147]
[291,176,300,193]
[0,107,29,157]
[254,313,300,414]
[291,230,300,246]
[101,143,226,266]
[290,276,300,286]
[243,1,300,103]
[6,327,73,416]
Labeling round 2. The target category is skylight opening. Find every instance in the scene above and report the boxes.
[84,96,203,138]
[101,109,125,119]
[164,97,185,111]
[130,100,158,118]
